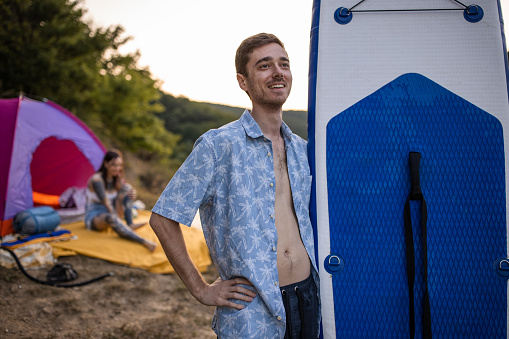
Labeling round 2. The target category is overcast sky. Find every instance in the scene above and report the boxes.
[82,0,509,111]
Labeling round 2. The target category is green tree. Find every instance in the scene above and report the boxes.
[159,92,239,160]
[0,0,178,157]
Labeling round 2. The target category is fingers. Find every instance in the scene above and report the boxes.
[226,289,255,304]
[215,277,256,297]
[223,279,257,298]
[228,277,253,286]
[226,299,248,310]
[199,277,257,309]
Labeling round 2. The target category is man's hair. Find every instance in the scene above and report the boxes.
[235,33,285,76]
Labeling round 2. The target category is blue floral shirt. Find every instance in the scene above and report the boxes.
[152,110,319,338]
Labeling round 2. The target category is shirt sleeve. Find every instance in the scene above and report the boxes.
[152,135,216,226]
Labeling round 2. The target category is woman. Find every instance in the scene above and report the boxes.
[85,150,156,252]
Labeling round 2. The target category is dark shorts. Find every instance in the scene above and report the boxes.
[280,274,319,339]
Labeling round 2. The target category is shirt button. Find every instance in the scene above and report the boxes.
[270,214,274,219]
[270,183,274,187]
[267,152,271,157]
[264,138,268,141]
[274,281,278,286]
[272,246,276,251]
[277,316,282,321]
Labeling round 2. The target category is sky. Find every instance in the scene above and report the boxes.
[82,0,509,111]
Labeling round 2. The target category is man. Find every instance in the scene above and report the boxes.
[150,33,320,338]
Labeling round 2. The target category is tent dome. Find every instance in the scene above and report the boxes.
[0,96,106,236]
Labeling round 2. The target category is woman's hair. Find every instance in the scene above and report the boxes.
[99,150,123,190]
[235,33,285,76]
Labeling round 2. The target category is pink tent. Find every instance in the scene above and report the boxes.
[0,96,106,236]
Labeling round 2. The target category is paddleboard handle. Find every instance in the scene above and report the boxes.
[405,152,432,339]
[409,152,423,199]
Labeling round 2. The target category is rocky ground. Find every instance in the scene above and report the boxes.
[0,254,217,339]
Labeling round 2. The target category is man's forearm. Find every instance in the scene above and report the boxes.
[150,212,257,309]
[149,213,207,299]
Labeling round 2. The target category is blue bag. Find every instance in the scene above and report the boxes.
[13,206,61,235]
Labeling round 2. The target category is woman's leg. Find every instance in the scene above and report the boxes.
[91,213,156,252]
[89,213,111,231]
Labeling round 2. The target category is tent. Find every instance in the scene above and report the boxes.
[0,96,106,236]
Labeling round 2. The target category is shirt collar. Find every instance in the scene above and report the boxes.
[240,109,293,144]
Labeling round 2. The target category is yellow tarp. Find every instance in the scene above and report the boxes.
[50,210,211,274]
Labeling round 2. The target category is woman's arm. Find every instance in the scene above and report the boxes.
[90,177,115,215]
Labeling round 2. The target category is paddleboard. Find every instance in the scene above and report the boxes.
[307,1,509,337]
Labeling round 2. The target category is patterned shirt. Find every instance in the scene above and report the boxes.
[152,110,319,338]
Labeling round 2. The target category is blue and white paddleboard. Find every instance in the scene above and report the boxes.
[308,1,509,337]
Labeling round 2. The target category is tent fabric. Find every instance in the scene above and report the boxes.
[50,210,212,274]
[0,98,20,224]
[31,137,96,195]
[0,96,106,236]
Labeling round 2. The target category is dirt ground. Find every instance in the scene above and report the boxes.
[0,254,218,339]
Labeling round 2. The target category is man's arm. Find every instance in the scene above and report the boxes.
[149,212,256,310]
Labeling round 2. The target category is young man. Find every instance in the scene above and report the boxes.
[150,33,320,338]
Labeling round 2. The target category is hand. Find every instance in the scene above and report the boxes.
[196,277,257,310]
[127,187,137,200]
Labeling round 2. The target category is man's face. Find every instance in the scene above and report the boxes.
[238,43,292,109]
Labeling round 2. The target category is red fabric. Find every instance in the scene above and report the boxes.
[0,98,20,221]
[30,137,95,196]
[0,219,13,237]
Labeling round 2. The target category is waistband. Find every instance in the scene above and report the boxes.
[280,273,313,295]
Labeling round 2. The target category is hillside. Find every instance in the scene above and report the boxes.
[159,93,308,147]
[124,93,309,210]
[202,102,308,139]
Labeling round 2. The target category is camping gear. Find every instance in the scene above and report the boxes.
[308,0,509,338]
[0,242,56,269]
[0,228,76,254]
[0,229,74,250]
[0,246,112,288]
[47,263,78,283]
[0,96,106,236]
[56,187,87,224]
[50,210,211,274]
[32,191,60,208]
[13,206,61,235]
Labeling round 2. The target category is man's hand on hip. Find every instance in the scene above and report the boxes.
[197,277,256,310]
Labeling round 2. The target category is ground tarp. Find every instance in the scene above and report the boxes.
[50,210,211,274]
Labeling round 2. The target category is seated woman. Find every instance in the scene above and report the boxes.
[85,150,156,252]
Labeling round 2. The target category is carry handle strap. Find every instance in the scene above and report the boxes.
[409,152,423,199]
[405,152,432,339]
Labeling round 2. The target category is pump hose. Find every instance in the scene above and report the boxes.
[0,246,113,288]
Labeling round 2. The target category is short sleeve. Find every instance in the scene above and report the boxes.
[152,135,216,226]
